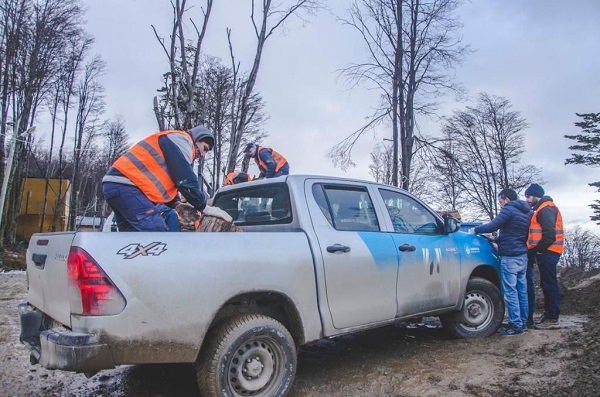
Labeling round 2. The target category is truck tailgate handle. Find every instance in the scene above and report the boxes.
[327,244,351,253]
[32,254,47,269]
[398,244,416,252]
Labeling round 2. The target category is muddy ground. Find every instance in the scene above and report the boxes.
[1,246,600,397]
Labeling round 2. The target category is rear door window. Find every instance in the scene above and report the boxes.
[313,184,379,232]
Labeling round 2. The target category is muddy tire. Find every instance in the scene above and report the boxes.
[440,277,504,338]
[196,314,296,397]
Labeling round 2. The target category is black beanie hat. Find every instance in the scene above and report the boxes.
[525,183,544,198]
[244,143,256,156]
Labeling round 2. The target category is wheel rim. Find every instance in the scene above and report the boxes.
[228,336,283,396]
[460,290,493,330]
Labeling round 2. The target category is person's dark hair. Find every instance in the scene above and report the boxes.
[499,189,518,201]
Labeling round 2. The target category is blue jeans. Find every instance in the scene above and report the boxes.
[103,182,171,232]
[272,163,289,178]
[537,252,561,319]
[526,262,536,324]
[500,254,528,329]
[155,204,180,232]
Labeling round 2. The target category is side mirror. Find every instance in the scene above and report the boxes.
[445,216,460,233]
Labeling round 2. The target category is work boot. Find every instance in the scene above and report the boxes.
[498,324,526,336]
[535,314,546,324]
[534,318,560,330]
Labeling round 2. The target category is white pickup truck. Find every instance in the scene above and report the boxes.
[19,175,503,397]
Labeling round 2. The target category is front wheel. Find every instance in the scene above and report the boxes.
[196,314,297,397]
[440,277,504,338]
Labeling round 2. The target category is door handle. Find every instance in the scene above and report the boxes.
[32,254,47,269]
[398,244,416,252]
[327,244,351,253]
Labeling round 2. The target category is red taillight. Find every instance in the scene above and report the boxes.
[67,247,126,316]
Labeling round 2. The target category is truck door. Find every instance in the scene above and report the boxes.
[308,182,399,329]
[378,188,462,317]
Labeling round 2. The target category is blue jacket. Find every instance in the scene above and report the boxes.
[474,200,533,256]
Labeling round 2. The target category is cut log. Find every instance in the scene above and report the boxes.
[175,203,200,231]
[196,215,243,232]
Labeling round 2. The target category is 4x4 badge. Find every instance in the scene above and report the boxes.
[117,242,167,259]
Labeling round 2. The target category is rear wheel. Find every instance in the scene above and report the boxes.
[440,277,504,338]
[196,314,296,397]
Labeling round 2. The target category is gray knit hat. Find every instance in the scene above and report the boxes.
[188,125,214,149]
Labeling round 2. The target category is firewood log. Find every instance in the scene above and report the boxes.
[175,203,200,231]
[196,215,243,232]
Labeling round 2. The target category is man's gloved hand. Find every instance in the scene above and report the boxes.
[202,205,233,223]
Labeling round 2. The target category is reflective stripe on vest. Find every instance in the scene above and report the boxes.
[112,130,194,203]
[256,146,287,174]
[527,201,564,254]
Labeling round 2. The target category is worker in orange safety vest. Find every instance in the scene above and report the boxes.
[223,171,252,186]
[102,126,232,231]
[524,183,563,330]
[243,143,289,179]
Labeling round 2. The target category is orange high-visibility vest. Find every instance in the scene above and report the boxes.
[256,146,287,175]
[223,172,250,186]
[527,201,564,254]
[112,130,195,203]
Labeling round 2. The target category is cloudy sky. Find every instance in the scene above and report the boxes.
[81,0,600,230]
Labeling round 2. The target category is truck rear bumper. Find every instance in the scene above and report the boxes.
[18,302,115,373]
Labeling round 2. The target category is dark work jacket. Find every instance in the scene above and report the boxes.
[474,200,533,256]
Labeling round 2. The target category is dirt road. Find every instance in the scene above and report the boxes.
[2,267,599,397]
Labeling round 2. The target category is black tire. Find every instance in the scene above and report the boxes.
[440,277,504,338]
[196,314,297,397]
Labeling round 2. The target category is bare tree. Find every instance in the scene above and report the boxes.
[369,142,393,184]
[68,55,106,230]
[441,93,542,220]
[0,0,84,244]
[51,33,92,232]
[420,129,464,212]
[0,0,30,200]
[155,1,318,187]
[152,0,213,130]
[331,0,469,190]
[98,116,130,216]
[197,57,268,188]
[156,53,268,192]
[224,0,323,175]
[561,226,600,271]
[102,116,130,168]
